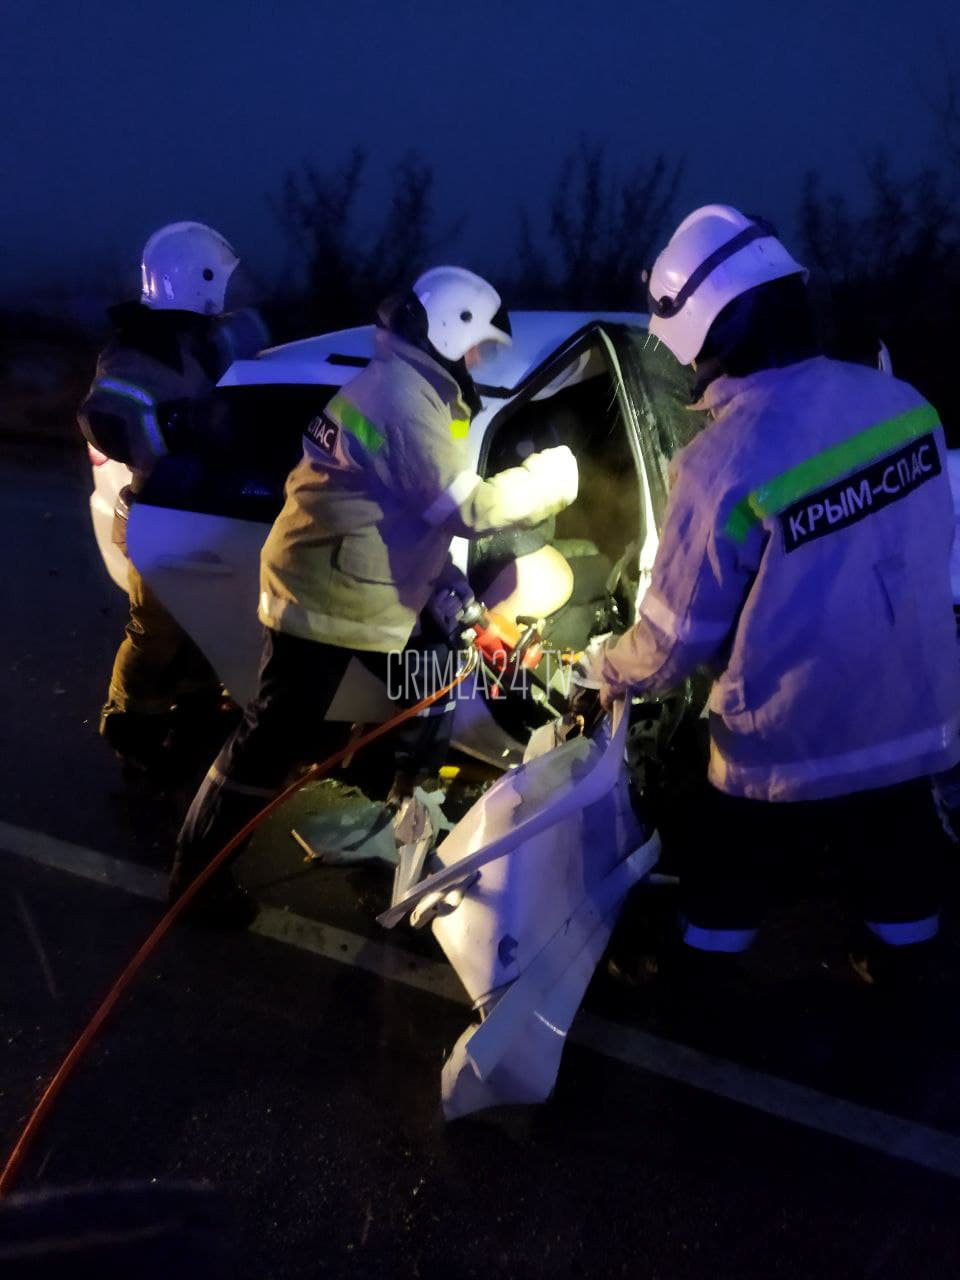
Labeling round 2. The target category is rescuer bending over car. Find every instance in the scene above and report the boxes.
[170,267,579,927]
[78,222,268,773]
[596,205,960,987]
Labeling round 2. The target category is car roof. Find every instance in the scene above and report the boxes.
[218,310,648,393]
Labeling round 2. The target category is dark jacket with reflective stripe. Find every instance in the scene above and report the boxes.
[77,304,265,492]
[603,356,960,801]
[260,328,576,651]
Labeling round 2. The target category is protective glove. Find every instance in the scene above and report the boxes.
[569,632,613,691]
[587,635,633,711]
[522,444,579,508]
[566,632,616,725]
[595,632,643,711]
[427,563,476,637]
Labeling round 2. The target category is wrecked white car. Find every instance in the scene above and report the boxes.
[86,317,960,1117]
[88,311,708,768]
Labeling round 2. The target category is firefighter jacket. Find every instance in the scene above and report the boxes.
[259,327,579,652]
[77,303,267,493]
[602,356,960,802]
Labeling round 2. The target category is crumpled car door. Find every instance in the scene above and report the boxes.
[380,700,660,1118]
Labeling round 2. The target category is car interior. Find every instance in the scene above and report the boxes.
[471,341,647,732]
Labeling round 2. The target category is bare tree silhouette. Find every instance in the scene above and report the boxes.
[270,149,462,337]
[931,66,960,184]
[510,142,683,309]
[798,154,960,438]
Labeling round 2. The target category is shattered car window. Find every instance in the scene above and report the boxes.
[613,328,707,526]
[621,330,704,460]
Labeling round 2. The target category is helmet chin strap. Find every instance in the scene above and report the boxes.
[436,350,482,419]
[377,291,482,418]
[649,218,777,318]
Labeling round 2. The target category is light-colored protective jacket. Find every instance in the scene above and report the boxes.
[260,328,577,652]
[603,356,960,802]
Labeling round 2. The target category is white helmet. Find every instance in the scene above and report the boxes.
[413,266,512,361]
[647,205,807,365]
[140,221,239,315]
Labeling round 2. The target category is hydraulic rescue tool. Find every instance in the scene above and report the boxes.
[0,609,655,1183]
[0,645,481,1197]
[460,602,545,697]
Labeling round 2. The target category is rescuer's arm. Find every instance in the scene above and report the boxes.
[426,556,477,635]
[77,351,232,468]
[402,396,579,537]
[600,463,755,704]
[450,445,579,536]
[77,375,168,472]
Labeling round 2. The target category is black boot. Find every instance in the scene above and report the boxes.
[848,938,937,992]
[168,849,260,931]
[167,690,243,766]
[100,709,173,775]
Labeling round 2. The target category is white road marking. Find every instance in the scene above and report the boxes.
[253,905,465,1004]
[4,817,960,1179]
[14,890,60,1000]
[0,821,161,898]
[0,820,464,1005]
[572,1015,960,1179]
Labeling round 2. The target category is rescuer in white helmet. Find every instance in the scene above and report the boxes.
[596,205,959,988]
[78,222,268,773]
[139,220,241,314]
[170,266,579,927]
[412,265,513,366]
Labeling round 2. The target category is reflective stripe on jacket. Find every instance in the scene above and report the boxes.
[603,356,960,802]
[79,347,196,485]
[259,328,575,652]
[77,305,265,490]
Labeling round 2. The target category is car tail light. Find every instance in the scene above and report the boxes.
[87,443,109,466]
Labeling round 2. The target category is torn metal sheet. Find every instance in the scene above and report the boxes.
[392,789,454,901]
[291,781,398,867]
[441,835,659,1119]
[380,701,660,1118]
[293,781,452,871]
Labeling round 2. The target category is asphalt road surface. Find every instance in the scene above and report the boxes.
[3,439,960,1278]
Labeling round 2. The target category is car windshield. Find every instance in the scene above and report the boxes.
[610,327,707,529]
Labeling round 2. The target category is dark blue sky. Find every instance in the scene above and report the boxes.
[2,0,958,302]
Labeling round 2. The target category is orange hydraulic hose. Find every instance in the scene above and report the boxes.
[0,646,479,1198]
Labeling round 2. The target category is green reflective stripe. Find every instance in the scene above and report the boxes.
[96,376,166,456]
[724,500,760,544]
[450,418,470,442]
[723,404,941,544]
[753,404,939,514]
[327,394,385,454]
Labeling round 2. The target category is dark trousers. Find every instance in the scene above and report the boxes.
[675,777,947,953]
[173,626,457,882]
[102,560,220,725]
